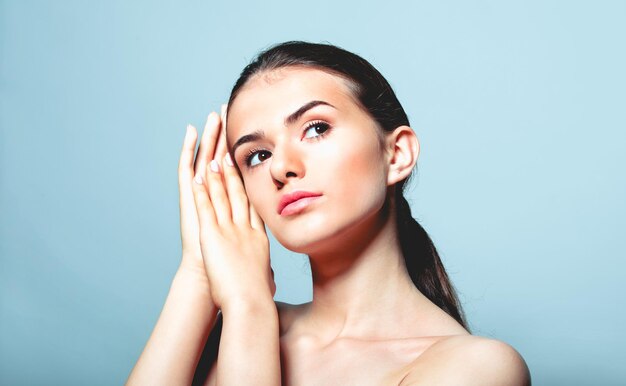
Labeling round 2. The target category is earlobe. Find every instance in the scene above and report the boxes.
[386,125,419,186]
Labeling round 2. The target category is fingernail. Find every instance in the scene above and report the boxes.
[185,125,193,140]
[225,152,233,167]
[210,159,220,173]
[194,174,203,184]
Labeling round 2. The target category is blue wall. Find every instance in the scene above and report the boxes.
[1,1,624,384]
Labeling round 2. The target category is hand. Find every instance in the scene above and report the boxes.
[190,106,276,310]
[177,106,228,284]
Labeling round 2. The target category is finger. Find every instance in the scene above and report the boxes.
[249,202,265,231]
[178,125,204,256]
[194,112,220,177]
[192,174,217,231]
[222,152,250,225]
[179,125,198,187]
[178,125,201,229]
[206,158,232,225]
[214,104,228,162]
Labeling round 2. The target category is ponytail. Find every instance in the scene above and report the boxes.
[395,191,469,330]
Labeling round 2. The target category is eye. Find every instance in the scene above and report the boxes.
[303,121,331,139]
[245,148,272,167]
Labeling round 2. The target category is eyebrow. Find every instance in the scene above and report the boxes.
[231,100,335,156]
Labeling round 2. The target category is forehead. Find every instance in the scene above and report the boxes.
[226,67,359,141]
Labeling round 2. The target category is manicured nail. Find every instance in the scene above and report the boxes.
[207,112,218,125]
[210,159,220,173]
[225,152,233,167]
[185,125,193,141]
[194,174,203,184]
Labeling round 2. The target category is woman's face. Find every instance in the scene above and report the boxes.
[226,66,392,254]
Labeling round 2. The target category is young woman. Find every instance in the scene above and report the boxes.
[127,41,531,385]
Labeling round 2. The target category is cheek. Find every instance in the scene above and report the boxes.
[343,146,384,183]
[326,138,388,214]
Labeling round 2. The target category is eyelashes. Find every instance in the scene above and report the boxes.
[244,147,271,168]
[303,120,331,139]
[243,120,332,168]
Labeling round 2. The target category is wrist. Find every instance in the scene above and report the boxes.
[172,263,212,297]
[221,295,276,316]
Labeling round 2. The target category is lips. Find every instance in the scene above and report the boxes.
[277,190,323,215]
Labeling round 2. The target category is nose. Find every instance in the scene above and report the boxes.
[269,140,304,189]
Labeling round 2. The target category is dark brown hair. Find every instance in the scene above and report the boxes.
[226,41,468,329]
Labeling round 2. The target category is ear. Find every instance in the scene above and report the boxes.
[384,125,419,186]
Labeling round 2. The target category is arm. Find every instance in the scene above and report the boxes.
[216,299,281,386]
[128,108,230,384]
[126,266,219,386]
[190,107,280,385]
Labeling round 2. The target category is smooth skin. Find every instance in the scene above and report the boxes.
[126,106,280,386]
[127,67,531,385]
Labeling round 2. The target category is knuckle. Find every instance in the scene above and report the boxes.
[206,180,223,195]
[205,165,221,178]
[192,185,206,200]
[207,171,221,181]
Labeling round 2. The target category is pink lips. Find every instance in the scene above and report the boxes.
[277,190,323,216]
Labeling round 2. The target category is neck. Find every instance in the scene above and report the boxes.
[292,204,437,344]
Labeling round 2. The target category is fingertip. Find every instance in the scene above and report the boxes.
[210,159,220,173]
[225,152,234,167]
[186,123,197,141]
[194,174,203,184]
[204,112,219,131]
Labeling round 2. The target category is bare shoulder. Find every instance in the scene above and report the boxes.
[399,335,531,386]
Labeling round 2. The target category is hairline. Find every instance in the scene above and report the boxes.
[227,64,387,151]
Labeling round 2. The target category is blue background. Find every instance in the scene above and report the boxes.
[1,1,624,385]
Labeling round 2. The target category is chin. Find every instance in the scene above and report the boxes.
[269,202,388,256]
[277,237,342,257]
[270,224,336,255]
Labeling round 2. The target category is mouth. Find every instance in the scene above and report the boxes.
[278,191,323,216]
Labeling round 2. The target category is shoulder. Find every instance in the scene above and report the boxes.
[399,335,531,386]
